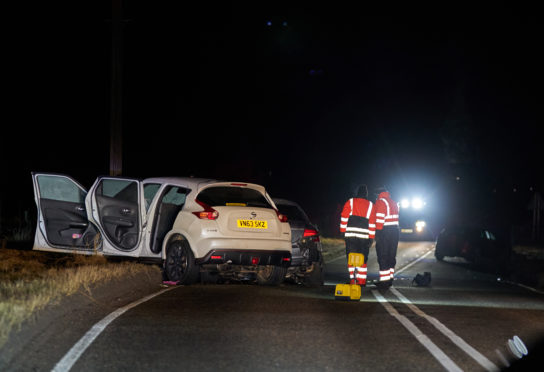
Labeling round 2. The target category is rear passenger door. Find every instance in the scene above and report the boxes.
[88,177,146,256]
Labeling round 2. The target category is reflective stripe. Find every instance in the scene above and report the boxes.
[366,201,373,219]
[369,224,376,228]
[345,233,370,239]
[348,267,355,272]
[384,221,399,226]
[380,198,391,217]
[349,198,353,216]
[356,273,367,279]
[341,217,349,222]
[376,213,385,217]
[376,219,385,223]
[346,227,370,233]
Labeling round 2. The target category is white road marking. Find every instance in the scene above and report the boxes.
[390,287,500,372]
[51,287,174,372]
[372,290,463,372]
[395,247,433,275]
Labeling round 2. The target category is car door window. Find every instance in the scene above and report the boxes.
[37,175,86,203]
[144,183,161,212]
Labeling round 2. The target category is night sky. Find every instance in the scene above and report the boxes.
[3,3,542,236]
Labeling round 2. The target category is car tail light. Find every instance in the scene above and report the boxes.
[251,257,260,265]
[193,200,219,220]
[211,255,223,260]
[276,210,288,222]
[282,257,291,262]
[303,228,320,242]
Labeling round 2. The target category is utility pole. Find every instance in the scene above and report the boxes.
[110,0,124,176]
[531,192,543,241]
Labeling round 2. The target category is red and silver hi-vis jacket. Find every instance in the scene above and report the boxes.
[374,191,399,230]
[340,198,375,239]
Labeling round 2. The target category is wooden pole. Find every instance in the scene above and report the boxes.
[110,0,123,176]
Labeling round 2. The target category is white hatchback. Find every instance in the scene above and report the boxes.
[31,173,292,285]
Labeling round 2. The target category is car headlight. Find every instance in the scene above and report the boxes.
[415,220,426,232]
[400,199,411,209]
[412,198,424,210]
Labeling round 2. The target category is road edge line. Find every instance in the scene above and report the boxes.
[395,247,434,275]
[371,289,463,372]
[51,287,174,372]
[390,287,499,371]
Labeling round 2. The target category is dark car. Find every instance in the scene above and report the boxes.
[272,198,324,287]
[435,225,510,270]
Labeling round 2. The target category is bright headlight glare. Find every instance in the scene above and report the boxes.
[400,199,410,208]
[412,198,424,209]
[415,220,426,228]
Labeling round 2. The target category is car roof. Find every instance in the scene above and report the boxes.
[143,177,217,190]
[143,177,266,194]
[272,198,300,207]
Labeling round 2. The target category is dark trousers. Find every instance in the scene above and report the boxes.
[375,226,399,272]
[345,237,372,264]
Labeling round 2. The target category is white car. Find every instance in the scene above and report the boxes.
[31,173,292,285]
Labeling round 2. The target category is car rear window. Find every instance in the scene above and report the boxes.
[197,186,273,208]
[275,204,308,223]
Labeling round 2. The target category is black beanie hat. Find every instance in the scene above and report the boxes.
[356,184,368,198]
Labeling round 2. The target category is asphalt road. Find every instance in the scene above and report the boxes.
[22,242,544,371]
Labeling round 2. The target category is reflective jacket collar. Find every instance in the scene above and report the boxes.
[378,191,390,200]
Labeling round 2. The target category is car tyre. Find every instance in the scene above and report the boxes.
[256,265,287,286]
[164,239,200,285]
[435,246,445,261]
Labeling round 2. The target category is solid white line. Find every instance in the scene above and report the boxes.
[51,287,174,372]
[389,287,500,371]
[395,248,433,275]
[372,290,463,372]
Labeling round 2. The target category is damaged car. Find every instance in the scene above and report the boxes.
[31,173,292,285]
[273,198,324,287]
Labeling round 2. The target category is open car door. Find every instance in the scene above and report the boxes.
[87,176,146,256]
[32,173,101,252]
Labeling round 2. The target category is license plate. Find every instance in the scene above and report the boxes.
[237,219,268,229]
[401,228,413,233]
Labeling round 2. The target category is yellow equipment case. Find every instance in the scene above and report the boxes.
[334,283,361,301]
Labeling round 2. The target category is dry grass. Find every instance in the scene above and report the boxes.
[321,237,345,262]
[0,248,160,349]
[513,244,544,260]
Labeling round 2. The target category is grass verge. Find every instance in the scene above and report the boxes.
[321,237,345,262]
[0,247,160,349]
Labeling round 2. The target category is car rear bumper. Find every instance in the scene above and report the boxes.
[195,249,292,267]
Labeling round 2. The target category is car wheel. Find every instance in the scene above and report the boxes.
[164,239,200,285]
[256,265,287,286]
[303,258,324,287]
[435,246,445,261]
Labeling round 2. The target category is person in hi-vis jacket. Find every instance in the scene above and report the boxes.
[339,184,375,286]
[373,186,399,288]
